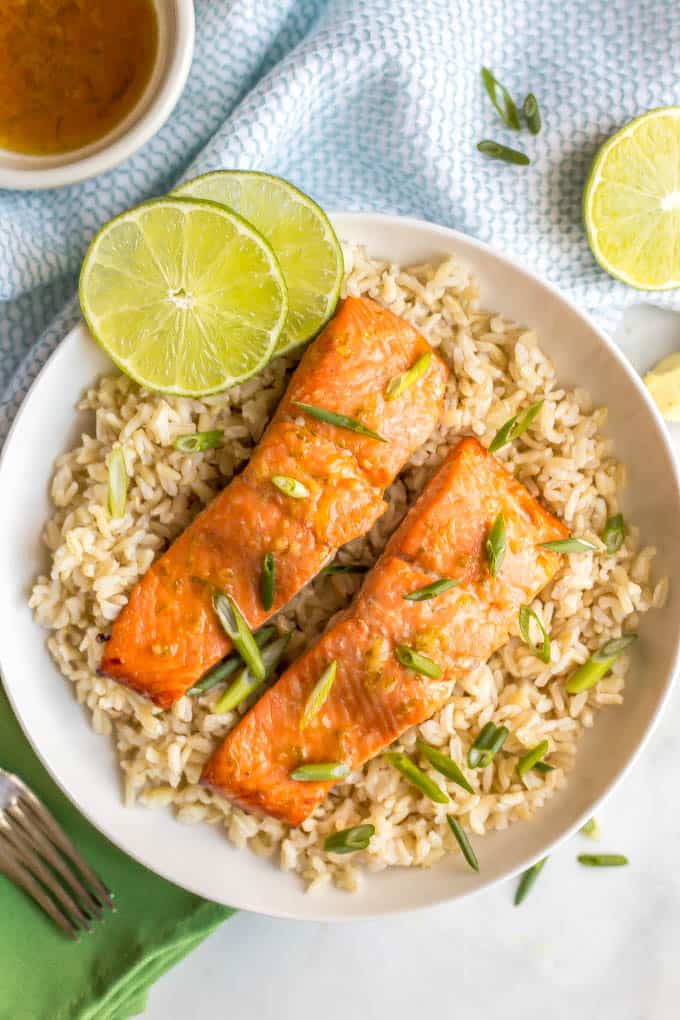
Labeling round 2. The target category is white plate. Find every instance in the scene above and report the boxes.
[1,213,679,921]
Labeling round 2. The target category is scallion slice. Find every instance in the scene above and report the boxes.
[324,824,375,855]
[403,578,459,602]
[565,634,637,694]
[292,402,386,442]
[107,447,128,518]
[580,817,601,840]
[187,626,276,696]
[514,857,548,905]
[467,721,509,769]
[540,537,597,554]
[517,739,550,778]
[416,739,474,793]
[577,853,628,867]
[523,92,542,134]
[271,474,310,499]
[447,815,479,872]
[261,552,275,611]
[602,513,625,554]
[289,762,350,782]
[533,761,555,774]
[383,752,448,803]
[385,351,432,400]
[215,633,290,713]
[481,67,521,129]
[173,429,224,453]
[394,644,443,679]
[477,140,530,165]
[489,400,544,453]
[518,605,551,664]
[300,660,337,730]
[213,592,265,681]
[485,512,507,578]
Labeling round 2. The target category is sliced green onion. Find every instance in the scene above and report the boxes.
[518,605,551,664]
[416,739,474,793]
[517,740,550,778]
[489,400,544,453]
[523,92,542,134]
[383,752,448,803]
[300,660,337,730]
[577,853,628,867]
[485,512,507,578]
[107,447,128,518]
[565,633,637,694]
[403,578,460,602]
[385,351,432,400]
[271,474,310,499]
[481,67,521,129]
[321,563,370,576]
[292,401,386,442]
[477,140,529,165]
[324,824,375,855]
[261,552,275,612]
[394,644,443,679]
[187,626,276,696]
[514,857,548,905]
[289,762,350,782]
[540,537,597,553]
[213,592,265,682]
[533,761,555,774]
[215,633,290,713]
[580,817,601,840]
[173,429,224,453]
[446,815,479,872]
[467,721,509,769]
[603,513,625,554]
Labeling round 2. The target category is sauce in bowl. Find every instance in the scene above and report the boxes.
[0,0,158,156]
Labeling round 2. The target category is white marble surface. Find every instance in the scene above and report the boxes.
[145,305,680,1020]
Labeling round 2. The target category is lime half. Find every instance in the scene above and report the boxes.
[174,171,343,355]
[583,107,680,290]
[79,197,287,396]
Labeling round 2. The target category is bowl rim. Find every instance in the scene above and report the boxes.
[1,211,679,921]
[0,0,195,192]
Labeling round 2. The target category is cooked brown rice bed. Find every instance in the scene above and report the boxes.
[30,246,668,893]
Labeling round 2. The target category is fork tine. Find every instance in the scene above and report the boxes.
[0,824,93,933]
[9,803,104,919]
[0,838,79,940]
[20,790,114,909]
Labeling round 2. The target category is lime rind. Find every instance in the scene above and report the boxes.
[79,197,288,396]
[173,171,344,355]
[583,106,680,291]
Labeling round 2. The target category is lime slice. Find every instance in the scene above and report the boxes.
[174,171,343,355]
[583,107,680,290]
[79,197,287,396]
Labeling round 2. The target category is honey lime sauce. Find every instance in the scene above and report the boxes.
[0,0,157,156]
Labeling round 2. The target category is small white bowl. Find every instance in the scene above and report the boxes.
[1,213,679,921]
[0,0,194,191]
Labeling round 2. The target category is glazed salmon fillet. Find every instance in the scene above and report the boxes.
[202,438,569,825]
[100,297,448,707]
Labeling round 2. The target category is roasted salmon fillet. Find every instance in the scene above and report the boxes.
[100,297,448,707]
[201,437,569,825]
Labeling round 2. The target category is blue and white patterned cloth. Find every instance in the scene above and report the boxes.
[2,0,679,442]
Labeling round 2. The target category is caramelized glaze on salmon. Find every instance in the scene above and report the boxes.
[201,438,569,825]
[100,297,448,707]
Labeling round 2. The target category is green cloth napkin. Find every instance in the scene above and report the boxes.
[0,684,233,1020]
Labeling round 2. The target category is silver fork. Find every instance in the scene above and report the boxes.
[0,767,114,939]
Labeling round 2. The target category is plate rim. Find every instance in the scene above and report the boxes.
[2,211,679,921]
